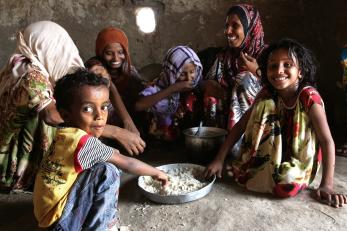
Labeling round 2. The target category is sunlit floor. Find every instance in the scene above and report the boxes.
[1,142,346,231]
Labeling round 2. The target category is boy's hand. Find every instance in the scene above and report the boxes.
[314,186,347,208]
[153,171,169,187]
[204,159,223,178]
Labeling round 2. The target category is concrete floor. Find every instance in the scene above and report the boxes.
[0,142,347,231]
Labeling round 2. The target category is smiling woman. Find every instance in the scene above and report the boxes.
[202,4,266,157]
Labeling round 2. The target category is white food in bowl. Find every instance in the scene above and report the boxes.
[142,167,207,195]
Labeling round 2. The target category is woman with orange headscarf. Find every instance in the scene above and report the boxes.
[86,27,146,154]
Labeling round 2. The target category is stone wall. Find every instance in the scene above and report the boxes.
[0,0,346,136]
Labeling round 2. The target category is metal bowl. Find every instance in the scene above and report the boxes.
[138,163,216,204]
[183,127,228,164]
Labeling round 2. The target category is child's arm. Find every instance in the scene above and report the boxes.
[102,124,146,156]
[108,151,169,186]
[204,109,251,178]
[310,103,347,207]
[109,82,140,135]
[134,81,194,111]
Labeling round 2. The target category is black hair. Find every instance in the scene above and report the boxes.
[257,38,317,95]
[84,56,104,69]
[54,68,109,111]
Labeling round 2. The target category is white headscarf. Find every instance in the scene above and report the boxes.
[0,21,84,99]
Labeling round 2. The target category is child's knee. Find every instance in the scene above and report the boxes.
[93,162,121,192]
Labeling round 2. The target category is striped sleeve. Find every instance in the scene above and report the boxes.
[76,137,116,170]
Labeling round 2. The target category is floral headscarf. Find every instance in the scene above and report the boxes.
[0,21,84,108]
[219,4,266,83]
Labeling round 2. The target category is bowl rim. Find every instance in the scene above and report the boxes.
[183,126,227,138]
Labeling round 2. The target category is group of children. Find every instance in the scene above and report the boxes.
[0,3,345,231]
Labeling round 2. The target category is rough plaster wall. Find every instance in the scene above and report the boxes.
[0,0,346,134]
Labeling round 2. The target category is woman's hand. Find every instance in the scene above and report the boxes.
[115,127,146,155]
[239,52,259,75]
[204,159,224,178]
[314,186,347,208]
[103,125,146,155]
[203,80,225,99]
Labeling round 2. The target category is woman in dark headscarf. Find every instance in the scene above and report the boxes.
[203,4,266,131]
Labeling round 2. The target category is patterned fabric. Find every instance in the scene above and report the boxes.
[205,4,265,130]
[140,46,203,140]
[34,127,114,227]
[0,68,56,190]
[0,21,84,191]
[230,87,322,197]
[229,4,265,59]
[141,46,202,116]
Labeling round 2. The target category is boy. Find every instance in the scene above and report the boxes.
[33,69,168,230]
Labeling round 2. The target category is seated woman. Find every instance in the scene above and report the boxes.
[87,27,146,135]
[202,4,266,155]
[0,21,84,191]
[134,46,203,141]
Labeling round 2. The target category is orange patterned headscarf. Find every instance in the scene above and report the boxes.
[95,27,131,69]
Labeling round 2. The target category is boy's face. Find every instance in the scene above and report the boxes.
[64,85,110,138]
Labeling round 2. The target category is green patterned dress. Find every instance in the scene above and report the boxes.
[230,87,322,197]
[0,67,56,191]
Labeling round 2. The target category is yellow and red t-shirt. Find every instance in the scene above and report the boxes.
[33,127,115,228]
